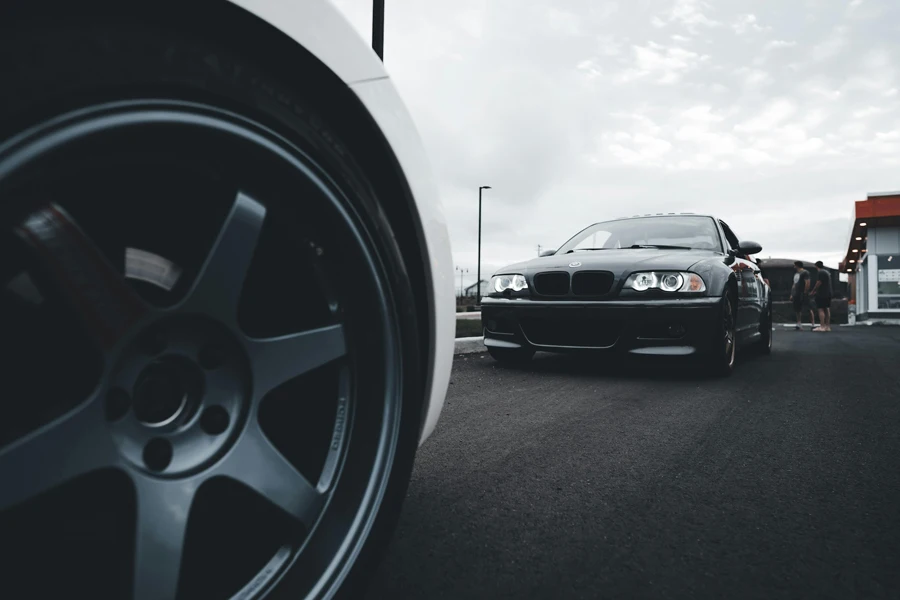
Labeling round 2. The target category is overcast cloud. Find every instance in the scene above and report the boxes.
[332,0,900,289]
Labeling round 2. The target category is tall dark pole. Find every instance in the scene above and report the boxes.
[372,0,385,61]
[477,185,491,301]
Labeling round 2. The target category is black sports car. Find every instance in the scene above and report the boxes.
[480,214,772,374]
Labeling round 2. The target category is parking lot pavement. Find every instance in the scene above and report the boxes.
[366,327,900,600]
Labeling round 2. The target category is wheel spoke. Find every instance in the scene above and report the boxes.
[178,192,266,323]
[15,204,150,354]
[246,324,347,398]
[131,476,198,600]
[0,396,114,511]
[216,421,323,528]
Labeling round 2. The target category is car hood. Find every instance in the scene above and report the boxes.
[496,248,723,277]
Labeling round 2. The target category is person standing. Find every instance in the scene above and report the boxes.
[811,260,833,332]
[790,261,815,330]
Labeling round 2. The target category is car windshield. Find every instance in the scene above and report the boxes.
[557,216,722,253]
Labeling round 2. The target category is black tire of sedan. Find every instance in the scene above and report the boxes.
[758,302,773,355]
[0,14,424,600]
[487,346,536,364]
[709,288,738,377]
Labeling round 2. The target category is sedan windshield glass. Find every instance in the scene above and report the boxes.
[558,216,722,253]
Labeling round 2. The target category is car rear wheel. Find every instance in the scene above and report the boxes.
[0,18,425,600]
[708,288,737,377]
[487,346,536,365]
[758,303,773,355]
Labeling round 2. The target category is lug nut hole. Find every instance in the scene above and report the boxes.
[200,406,230,435]
[143,438,173,472]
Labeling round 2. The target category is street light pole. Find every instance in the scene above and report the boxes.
[372,0,385,61]
[477,185,491,301]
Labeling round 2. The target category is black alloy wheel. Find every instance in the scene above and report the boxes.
[710,288,737,376]
[0,96,422,600]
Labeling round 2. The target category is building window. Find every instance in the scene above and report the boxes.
[877,263,900,309]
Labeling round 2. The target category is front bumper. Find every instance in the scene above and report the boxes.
[481,296,721,356]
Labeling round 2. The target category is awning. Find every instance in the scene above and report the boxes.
[840,192,900,273]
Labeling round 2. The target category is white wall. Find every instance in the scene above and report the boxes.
[868,254,879,314]
[871,226,900,256]
[857,263,866,315]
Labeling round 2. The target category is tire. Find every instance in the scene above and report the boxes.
[0,15,424,600]
[758,303,773,355]
[708,288,737,377]
[487,346,536,364]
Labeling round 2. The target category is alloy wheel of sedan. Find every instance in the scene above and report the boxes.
[723,294,737,368]
[711,290,738,376]
[762,305,774,354]
[0,100,415,599]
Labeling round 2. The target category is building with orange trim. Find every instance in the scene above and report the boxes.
[840,191,900,320]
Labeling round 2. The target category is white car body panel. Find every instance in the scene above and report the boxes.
[350,78,455,445]
[229,0,387,85]
[228,0,454,445]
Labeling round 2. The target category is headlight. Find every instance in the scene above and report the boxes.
[490,274,528,294]
[659,273,684,292]
[624,271,706,293]
[631,272,655,291]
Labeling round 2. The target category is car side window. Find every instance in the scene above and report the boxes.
[719,220,741,252]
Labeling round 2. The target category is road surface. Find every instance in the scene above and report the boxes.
[367,326,900,599]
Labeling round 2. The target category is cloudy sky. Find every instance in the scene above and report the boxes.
[332,0,899,291]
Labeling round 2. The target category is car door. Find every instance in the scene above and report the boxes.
[719,220,761,335]
[741,257,765,332]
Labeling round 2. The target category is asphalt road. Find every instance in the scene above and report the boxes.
[366,326,900,600]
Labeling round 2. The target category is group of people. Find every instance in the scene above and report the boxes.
[790,261,834,332]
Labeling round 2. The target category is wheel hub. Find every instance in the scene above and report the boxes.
[106,317,249,476]
[133,359,193,426]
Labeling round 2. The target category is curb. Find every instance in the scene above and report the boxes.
[454,336,486,355]
[455,312,482,320]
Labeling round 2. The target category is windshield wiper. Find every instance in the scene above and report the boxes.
[628,244,693,250]
[565,248,614,253]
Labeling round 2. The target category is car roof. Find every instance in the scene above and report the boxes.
[602,213,719,223]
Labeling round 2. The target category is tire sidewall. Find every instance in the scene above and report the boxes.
[711,289,737,376]
[760,303,773,355]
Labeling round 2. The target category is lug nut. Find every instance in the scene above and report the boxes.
[105,387,131,421]
[198,344,225,370]
[143,438,173,472]
[200,406,230,435]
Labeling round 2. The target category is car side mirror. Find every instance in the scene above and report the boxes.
[737,240,762,255]
[539,249,557,257]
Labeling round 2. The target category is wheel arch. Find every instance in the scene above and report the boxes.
[0,0,441,440]
[725,273,739,308]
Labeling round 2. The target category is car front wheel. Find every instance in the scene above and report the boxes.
[0,17,426,600]
[708,288,737,377]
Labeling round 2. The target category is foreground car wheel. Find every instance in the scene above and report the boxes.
[487,346,536,365]
[0,22,425,600]
[709,289,737,376]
